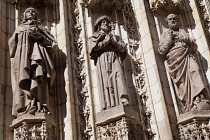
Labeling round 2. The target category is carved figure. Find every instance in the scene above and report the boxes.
[9,7,57,117]
[159,14,210,112]
[90,16,129,110]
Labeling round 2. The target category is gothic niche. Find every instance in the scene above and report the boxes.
[90,15,130,110]
[158,14,210,113]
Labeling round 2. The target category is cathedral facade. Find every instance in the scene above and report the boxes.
[0,0,210,140]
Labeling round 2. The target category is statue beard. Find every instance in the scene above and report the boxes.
[169,23,178,30]
[101,25,109,33]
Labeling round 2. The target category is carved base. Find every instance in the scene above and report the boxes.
[178,110,210,139]
[96,105,143,139]
[11,113,56,140]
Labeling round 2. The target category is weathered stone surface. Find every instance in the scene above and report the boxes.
[178,110,210,124]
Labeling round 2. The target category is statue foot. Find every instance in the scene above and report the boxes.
[121,98,130,106]
[192,101,210,111]
[29,106,37,115]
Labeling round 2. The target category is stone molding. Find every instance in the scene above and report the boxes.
[95,105,140,125]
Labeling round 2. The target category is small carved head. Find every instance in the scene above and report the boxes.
[94,15,111,32]
[165,14,179,30]
[22,7,38,22]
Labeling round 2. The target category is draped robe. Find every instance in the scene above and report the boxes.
[8,21,56,116]
[90,31,128,110]
[159,29,206,111]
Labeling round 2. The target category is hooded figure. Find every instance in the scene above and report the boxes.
[8,7,57,117]
[90,16,129,110]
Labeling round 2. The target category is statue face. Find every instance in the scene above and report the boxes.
[25,9,36,20]
[167,14,178,30]
[100,19,110,32]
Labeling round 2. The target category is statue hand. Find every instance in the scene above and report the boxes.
[111,34,118,46]
[166,30,174,45]
[103,34,111,44]
[30,33,43,41]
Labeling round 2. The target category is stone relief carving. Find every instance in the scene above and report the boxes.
[132,57,156,139]
[81,0,122,9]
[121,1,136,39]
[97,117,142,140]
[196,0,210,44]
[150,0,185,14]
[10,0,52,7]
[120,1,156,138]
[14,121,55,140]
[72,1,92,139]
[8,7,57,117]
[159,14,210,112]
[179,119,210,139]
[90,15,130,110]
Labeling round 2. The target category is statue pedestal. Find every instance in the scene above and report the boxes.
[11,113,56,140]
[96,105,143,139]
[178,110,210,139]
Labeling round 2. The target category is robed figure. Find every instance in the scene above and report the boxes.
[90,16,129,110]
[159,14,210,112]
[8,8,57,117]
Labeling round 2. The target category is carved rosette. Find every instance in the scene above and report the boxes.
[196,0,210,44]
[179,119,210,139]
[97,117,142,140]
[150,0,185,14]
[14,121,55,140]
[72,0,92,139]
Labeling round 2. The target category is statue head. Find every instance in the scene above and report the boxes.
[166,14,179,30]
[22,7,38,22]
[94,15,111,32]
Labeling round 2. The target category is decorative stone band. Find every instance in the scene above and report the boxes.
[97,117,143,140]
[11,113,56,140]
[178,110,210,139]
[95,105,143,139]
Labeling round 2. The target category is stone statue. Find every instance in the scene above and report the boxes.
[159,14,210,112]
[90,16,129,110]
[8,7,57,117]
